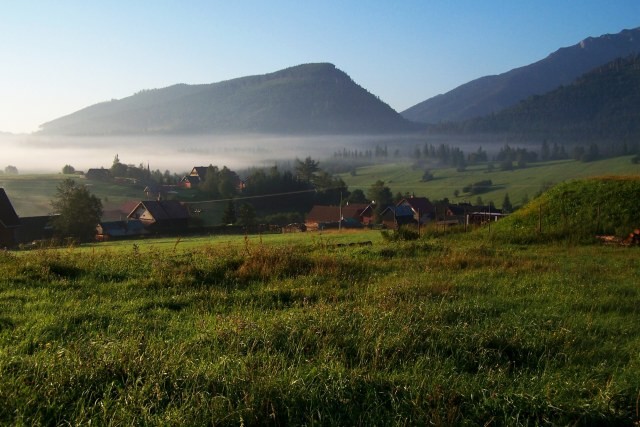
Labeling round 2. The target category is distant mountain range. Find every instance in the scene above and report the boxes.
[39,63,420,135]
[402,27,640,124]
[440,55,640,151]
[38,27,640,139]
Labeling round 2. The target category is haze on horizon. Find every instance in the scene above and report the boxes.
[1,1,638,136]
[0,133,414,175]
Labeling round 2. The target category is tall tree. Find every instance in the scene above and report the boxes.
[502,193,513,213]
[295,157,319,183]
[50,179,103,242]
[237,203,257,228]
[221,199,236,225]
[367,180,393,216]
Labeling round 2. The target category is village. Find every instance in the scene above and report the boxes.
[0,163,506,248]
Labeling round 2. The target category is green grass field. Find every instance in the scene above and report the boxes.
[1,230,639,425]
[340,156,640,208]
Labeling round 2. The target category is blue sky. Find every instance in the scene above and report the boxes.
[1,1,638,133]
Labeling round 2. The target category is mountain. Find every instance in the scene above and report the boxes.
[39,63,421,136]
[445,55,640,151]
[402,27,640,124]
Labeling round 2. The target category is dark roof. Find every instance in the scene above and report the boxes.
[398,197,433,214]
[342,203,370,218]
[446,204,470,216]
[0,188,20,228]
[381,205,414,217]
[130,200,190,221]
[181,176,201,185]
[191,167,209,178]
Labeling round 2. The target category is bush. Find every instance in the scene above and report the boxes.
[381,225,420,241]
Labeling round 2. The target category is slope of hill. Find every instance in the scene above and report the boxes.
[339,156,640,212]
[402,27,640,124]
[492,176,640,242]
[39,63,421,136]
[452,55,640,149]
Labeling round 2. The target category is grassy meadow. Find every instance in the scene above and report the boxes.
[340,156,640,208]
[1,229,639,425]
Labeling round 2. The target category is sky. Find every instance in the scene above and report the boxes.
[1,1,639,134]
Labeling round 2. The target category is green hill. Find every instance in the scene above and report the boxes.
[39,63,420,136]
[491,176,640,242]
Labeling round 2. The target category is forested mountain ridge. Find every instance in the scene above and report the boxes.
[402,27,640,124]
[39,63,421,135]
[437,55,640,154]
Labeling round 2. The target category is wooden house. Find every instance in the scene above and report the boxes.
[179,175,201,189]
[15,215,56,244]
[0,188,20,247]
[305,203,372,230]
[127,200,190,232]
[96,219,148,241]
[379,205,415,230]
[396,197,434,223]
[180,166,245,192]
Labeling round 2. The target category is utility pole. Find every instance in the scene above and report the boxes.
[339,191,342,232]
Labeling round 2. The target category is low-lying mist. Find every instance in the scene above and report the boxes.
[0,133,429,174]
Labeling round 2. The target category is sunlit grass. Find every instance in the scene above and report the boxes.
[1,233,639,424]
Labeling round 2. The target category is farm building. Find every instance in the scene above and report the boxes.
[179,166,246,191]
[0,188,20,247]
[96,219,148,241]
[15,215,56,244]
[396,197,434,223]
[379,205,416,230]
[305,203,372,230]
[127,200,190,232]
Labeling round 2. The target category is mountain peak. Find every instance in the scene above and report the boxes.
[39,63,419,136]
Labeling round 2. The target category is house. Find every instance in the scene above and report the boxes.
[15,215,56,244]
[85,168,112,181]
[127,200,190,232]
[467,209,507,226]
[96,219,148,241]
[190,166,209,180]
[305,203,372,230]
[179,175,201,189]
[379,205,416,230]
[177,166,210,189]
[396,197,434,223]
[0,188,20,247]
[180,166,245,192]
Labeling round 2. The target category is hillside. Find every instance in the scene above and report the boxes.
[402,27,640,124]
[340,156,640,210]
[451,55,640,149]
[492,175,640,241]
[39,63,421,136]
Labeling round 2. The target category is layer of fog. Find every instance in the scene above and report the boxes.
[0,132,533,175]
[0,133,409,174]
